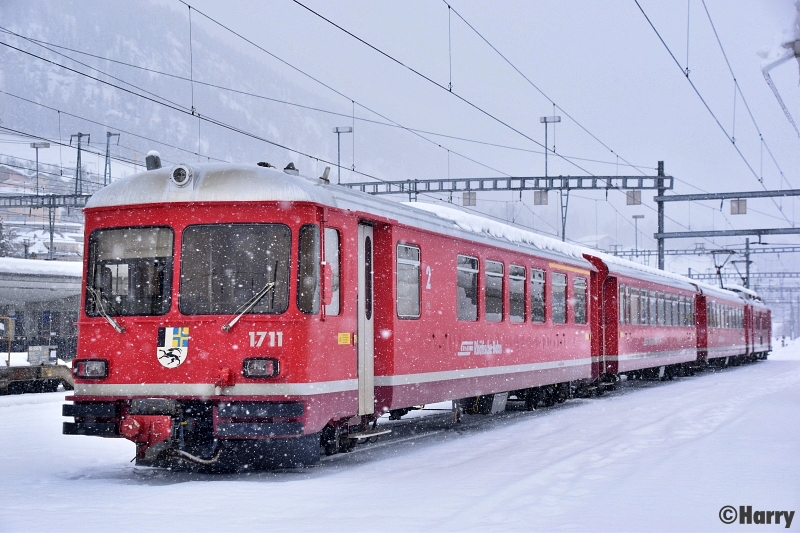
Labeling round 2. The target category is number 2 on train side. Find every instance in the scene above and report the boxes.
[249,331,283,347]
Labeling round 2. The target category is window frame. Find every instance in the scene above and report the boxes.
[531,268,546,324]
[484,260,505,323]
[324,227,341,316]
[179,223,292,316]
[551,271,568,324]
[456,254,480,322]
[509,264,526,323]
[573,276,587,325]
[396,243,421,319]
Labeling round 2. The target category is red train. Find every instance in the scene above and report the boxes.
[63,162,771,469]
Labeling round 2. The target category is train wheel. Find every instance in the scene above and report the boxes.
[523,390,539,411]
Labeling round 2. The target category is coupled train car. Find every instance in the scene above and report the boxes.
[62,162,771,470]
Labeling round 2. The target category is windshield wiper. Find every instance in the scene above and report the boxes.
[221,282,275,332]
[87,287,126,333]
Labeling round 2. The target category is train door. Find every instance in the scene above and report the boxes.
[357,223,375,416]
[601,275,619,376]
[744,304,753,356]
[696,294,708,360]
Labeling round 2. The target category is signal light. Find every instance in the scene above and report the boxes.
[242,358,279,378]
[73,359,108,379]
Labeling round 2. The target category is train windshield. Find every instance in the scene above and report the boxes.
[180,224,291,315]
[86,227,174,316]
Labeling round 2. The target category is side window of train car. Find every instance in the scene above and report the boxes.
[640,289,649,325]
[509,265,526,323]
[457,255,479,321]
[485,260,504,322]
[665,295,672,326]
[672,296,679,326]
[531,268,545,323]
[619,284,625,325]
[396,244,421,319]
[657,293,666,326]
[297,224,320,314]
[573,277,587,324]
[624,286,631,324]
[685,297,692,326]
[649,291,657,326]
[324,228,341,316]
[551,272,567,324]
[630,287,640,325]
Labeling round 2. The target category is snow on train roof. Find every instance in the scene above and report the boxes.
[86,163,593,269]
[86,163,336,209]
[85,163,748,301]
[407,202,743,300]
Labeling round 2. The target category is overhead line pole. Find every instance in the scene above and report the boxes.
[657,161,666,269]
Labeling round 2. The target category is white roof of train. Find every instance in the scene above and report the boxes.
[86,163,751,302]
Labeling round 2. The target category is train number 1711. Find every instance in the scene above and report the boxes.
[249,331,283,347]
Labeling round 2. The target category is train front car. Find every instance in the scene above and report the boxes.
[63,163,354,470]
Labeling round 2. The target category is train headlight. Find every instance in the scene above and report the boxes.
[73,359,108,379]
[242,358,279,378]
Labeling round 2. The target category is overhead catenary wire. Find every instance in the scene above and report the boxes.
[5,30,656,171]
[699,0,793,190]
[286,1,734,250]
[2,5,771,256]
[290,0,597,178]
[441,0,649,178]
[634,0,794,228]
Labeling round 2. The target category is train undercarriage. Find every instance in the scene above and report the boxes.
[63,352,770,471]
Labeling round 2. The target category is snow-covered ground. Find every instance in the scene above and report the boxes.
[2,343,799,532]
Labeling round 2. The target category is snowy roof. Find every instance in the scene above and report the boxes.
[86,163,336,209]
[86,163,593,269]
[83,163,754,302]
[408,202,741,299]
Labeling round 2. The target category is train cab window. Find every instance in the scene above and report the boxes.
[531,268,545,323]
[324,228,341,316]
[297,225,321,314]
[180,224,291,315]
[574,277,587,324]
[631,288,640,325]
[509,265,526,323]
[87,227,174,317]
[457,255,479,321]
[551,272,567,324]
[485,261,504,322]
[396,244,421,319]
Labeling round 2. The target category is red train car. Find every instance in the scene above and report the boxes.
[62,162,770,469]
[584,256,700,381]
